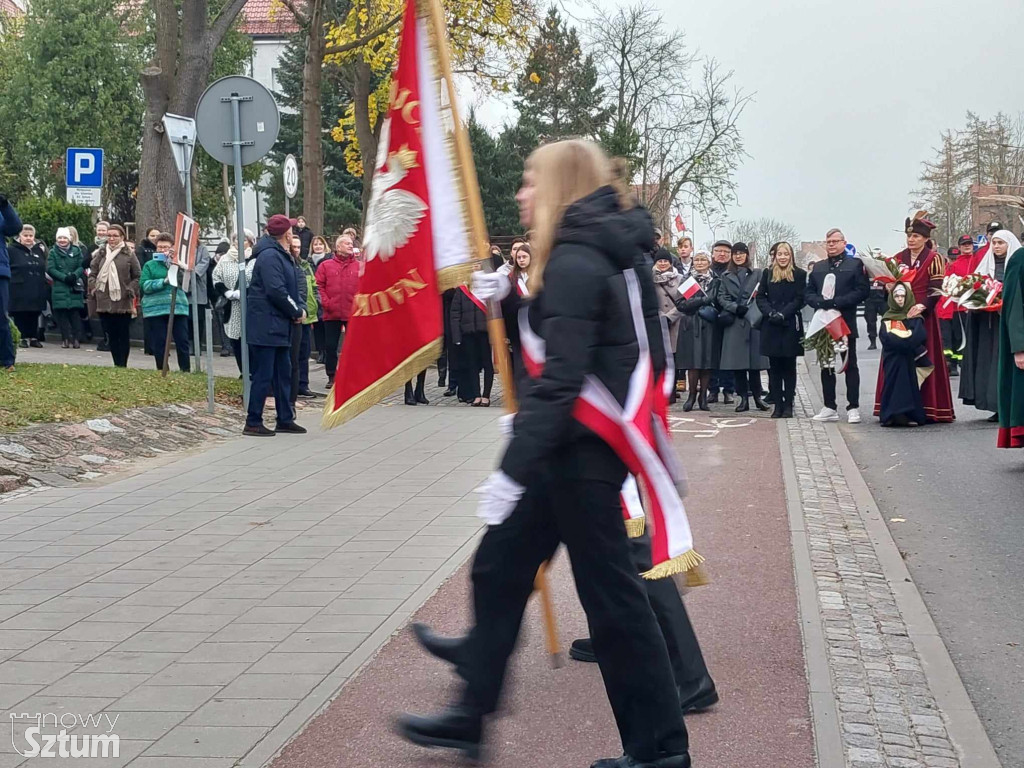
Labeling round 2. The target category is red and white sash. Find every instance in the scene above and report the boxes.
[519,269,701,578]
[459,284,487,314]
[516,275,530,297]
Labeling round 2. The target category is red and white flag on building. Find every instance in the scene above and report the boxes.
[678,276,702,300]
[673,214,687,235]
[323,0,478,428]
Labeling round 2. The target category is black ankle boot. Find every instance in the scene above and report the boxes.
[771,405,784,418]
[682,393,696,412]
[698,391,710,411]
[722,392,735,405]
[404,383,417,405]
[735,396,749,412]
[396,706,482,760]
[414,381,429,404]
[752,393,769,412]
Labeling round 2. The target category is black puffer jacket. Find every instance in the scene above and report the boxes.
[501,186,644,485]
[451,285,488,344]
[621,205,668,376]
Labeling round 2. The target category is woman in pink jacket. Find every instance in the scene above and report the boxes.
[315,233,360,387]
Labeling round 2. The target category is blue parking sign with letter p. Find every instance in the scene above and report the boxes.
[65,148,104,188]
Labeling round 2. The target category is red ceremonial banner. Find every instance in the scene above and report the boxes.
[322,0,442,427]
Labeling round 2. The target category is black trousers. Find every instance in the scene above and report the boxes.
[822,342,859,409]
[289,323,311,406]
[144,314,191,372]
[940,315,965,361]
[98,313,132,367]
[323,319,345,378]
[53,309,82,343]
[312,320,325,355]
[768,356,797,408]
[0,278,13,367]
[247,344,292,427]
[457,331,493,400]
[230,337,243,374]
[11,311,41,340]
[731,369,763,397]
[461,459,689,762]
[439,290,456,387]
[864,293,887,343]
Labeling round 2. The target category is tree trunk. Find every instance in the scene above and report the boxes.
[301,0,326,235]
[353,59,378,219]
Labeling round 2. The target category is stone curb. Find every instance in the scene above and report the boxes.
[796,357,1001,768]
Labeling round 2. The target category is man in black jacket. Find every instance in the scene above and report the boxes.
[707,239,735,403]
[805,228,870,422]
[244,214,307,436]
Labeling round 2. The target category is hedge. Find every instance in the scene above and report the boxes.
[8,196,95,247]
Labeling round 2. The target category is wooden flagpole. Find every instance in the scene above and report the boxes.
[423,0,561,666]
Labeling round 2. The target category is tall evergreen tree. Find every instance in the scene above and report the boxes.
[266,34,363,236]
[468,112,527,237]
[514,6,610,141]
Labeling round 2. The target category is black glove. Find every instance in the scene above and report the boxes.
[64,273,77,286]
[820,299,836,310]
[770,311,785,325]
[735,304,748,317]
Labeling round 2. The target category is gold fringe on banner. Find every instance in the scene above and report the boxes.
[624,516,646,538]
[321,338,442,430]
[683,562,711,588]
[437,262,479,293]
[641,549,705,581]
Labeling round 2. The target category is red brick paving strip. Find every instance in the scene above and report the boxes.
[270,417,814,768]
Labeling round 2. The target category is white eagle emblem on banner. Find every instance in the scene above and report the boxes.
[362,119,428,263]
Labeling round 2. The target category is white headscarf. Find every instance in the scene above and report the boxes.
[976,229,1021,278]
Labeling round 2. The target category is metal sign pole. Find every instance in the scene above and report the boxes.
[183,165,202,375]
[229,93,252,408]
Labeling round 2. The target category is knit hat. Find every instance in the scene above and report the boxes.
[55,227,72,242]
[266,214,298,237]
[731,241,750,255]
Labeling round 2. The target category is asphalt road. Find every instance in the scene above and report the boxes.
[808,319,1024,768]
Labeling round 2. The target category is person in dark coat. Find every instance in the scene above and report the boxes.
[0,195,24,370]
[398,141,692,768]
[676,250,717,411]
[805,228,870,423]
[756,242,806,418]
[7,224,48,347]
[878,281,929,427]
[716,242,768,412]
[997,242,1024,448]
[959,230,1019,419]
[440,287,459,396]
[137,228,160,270]
[244,215,307,437]
[707,239,735,403]
[450,281,492,406]
[47,228,86,347]
[293,216,314,259]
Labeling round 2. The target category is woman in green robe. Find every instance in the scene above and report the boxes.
[997,245,1024,448]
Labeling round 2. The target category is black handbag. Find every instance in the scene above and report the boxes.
[697,304,719,324]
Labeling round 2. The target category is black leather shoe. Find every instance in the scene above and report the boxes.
[396,707,482,761]
[868,340,877,350]
[275,421,307,434]
[437,376,446,388]
[735,396,749,412]
[752,394,770,412]
[782,405,794,418]
[682,394,696,412]
[296,389,316,399]
[771,406,784,419]
[706,392,719,404]
[569,637,597,663]
[678,675,719,714]
[405,384,418,405]
[698,391,710,411]
[411,623,466,666]
[591,753,691,768]
[443,388,457,397]
[243,424,276,437]
[722,392,735,405]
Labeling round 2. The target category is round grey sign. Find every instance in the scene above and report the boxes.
[283,154,299,199]
[195,76,280,167]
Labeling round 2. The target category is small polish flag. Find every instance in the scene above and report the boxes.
[825,315,851,341]
[674,214,686,233]
[679,276,702,299]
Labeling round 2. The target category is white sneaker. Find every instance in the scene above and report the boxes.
[812,407,839,422]
[847,408,862,424]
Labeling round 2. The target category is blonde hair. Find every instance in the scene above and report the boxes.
[770,242,796,282]
[527,140,612,290]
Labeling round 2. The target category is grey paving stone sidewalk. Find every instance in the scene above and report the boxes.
[784,381,963,768]
[0,405,498,766]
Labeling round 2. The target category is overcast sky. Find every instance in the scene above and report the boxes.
[468,0,1024,252]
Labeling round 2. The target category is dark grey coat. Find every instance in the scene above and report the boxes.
[716,267,768,371]
[675,271,717,370]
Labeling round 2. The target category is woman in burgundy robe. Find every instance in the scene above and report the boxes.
[873,213,955,423]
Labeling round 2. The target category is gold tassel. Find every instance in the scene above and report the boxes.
[437,262,480,292]
[321,339,442,430]
[624,516,646,538]
[641,549,705,580]
[683,562,711,588]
